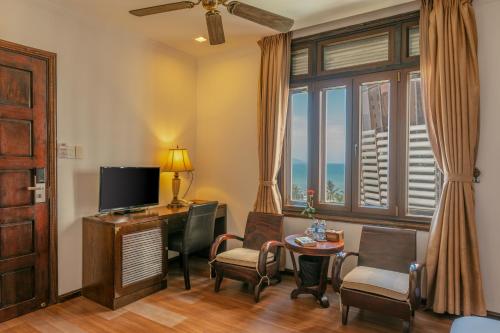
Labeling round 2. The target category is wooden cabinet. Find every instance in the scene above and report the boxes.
[82,204,227,309]
[82,215,168,310]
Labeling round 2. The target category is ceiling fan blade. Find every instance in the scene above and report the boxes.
[206,11,226,45]
[130,1,196,17]
[225,1,294,33]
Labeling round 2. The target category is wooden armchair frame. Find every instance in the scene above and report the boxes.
[209,212,284,302]
[331,226,424,332]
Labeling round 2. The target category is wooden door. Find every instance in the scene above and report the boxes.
[0,43,52,322]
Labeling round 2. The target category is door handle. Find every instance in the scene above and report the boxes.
[27,186,43,191]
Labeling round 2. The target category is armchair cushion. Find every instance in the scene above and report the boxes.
[342,266,409,301]
[216,248,274,268]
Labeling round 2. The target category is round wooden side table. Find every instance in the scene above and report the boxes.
[285,234,344,308]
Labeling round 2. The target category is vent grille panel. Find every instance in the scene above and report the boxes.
[122,228,163,287]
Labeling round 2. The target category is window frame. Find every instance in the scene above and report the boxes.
[352,70,399,217]
[317,27,396,76]
[402,20,420,63]
[291,42,315,80]
[315,78,353,214]
[282,11,434,229]
[283,84,312,206]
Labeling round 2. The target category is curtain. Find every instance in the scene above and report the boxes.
[420,0,486,316]
[254,32,291,214]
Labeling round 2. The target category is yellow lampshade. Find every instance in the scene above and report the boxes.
[162,147,193,173]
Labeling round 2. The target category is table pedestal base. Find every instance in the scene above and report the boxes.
[288,251,331,308]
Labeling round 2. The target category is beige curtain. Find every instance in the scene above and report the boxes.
[254,32,291,214]
[420,0,486,316]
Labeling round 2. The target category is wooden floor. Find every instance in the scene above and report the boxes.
[0,257,452,332]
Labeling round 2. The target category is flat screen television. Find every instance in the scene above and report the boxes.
[99,167,160,213]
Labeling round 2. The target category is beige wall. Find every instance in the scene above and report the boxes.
[195,46,261,245]
[475,0,500,314]
[0,0,198,295]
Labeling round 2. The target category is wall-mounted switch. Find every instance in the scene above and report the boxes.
[75,145,84,159]
[58,143,83,159]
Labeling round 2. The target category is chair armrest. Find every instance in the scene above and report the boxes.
[409,262,425,310]
[258,240,284,276]
[331,251,359,293]
[209,234,244,261]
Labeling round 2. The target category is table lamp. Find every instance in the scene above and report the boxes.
[162,146,194,208]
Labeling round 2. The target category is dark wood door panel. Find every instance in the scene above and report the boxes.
[0,170,32,208]
[0,119,32,157]
[0,221,34,259]
[0,65,31,108]
[0,206,35,223]
[0,267,35,307]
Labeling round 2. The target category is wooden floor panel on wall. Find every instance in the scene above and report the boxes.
[0,258,452,332]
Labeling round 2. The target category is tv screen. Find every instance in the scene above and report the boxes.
[99,167,160,213]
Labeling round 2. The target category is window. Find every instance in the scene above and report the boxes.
[288,88,309,203]
[321,85,348,206]
[323,32,391,71]
[406,71,440,216]
[408,26,420,57]
[284,12,439,224]
[291,48,309,76]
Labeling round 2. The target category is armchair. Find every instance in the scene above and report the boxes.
[332,226,424,333]
[209,212,284,302]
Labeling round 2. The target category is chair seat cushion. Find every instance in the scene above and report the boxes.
[451,317,500,333]
[215,248,274,268]
[342,266,409,301]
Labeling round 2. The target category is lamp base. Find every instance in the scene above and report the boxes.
[167,200,185,208]
[168,173,184,208]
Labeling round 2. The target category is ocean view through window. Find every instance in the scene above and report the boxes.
[284,12,438,225]
[290,88,308,202]
[323,86,347,205]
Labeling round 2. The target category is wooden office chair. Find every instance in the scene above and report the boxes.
[168,201,218,290]
[209,212,284,302]
[332,226,424,332]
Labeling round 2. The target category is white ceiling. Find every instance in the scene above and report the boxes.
[58,0,415,57]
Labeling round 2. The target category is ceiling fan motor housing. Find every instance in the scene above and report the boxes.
[202,0,218,11]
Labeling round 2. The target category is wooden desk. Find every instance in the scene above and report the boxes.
[82,203,227,309]
[285,234,344,308]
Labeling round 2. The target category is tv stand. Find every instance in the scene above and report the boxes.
[112,208,147,215]
[82,203,227,309]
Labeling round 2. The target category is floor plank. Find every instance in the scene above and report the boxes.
[0,257,452,332]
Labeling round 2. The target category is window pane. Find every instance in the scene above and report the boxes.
[406,72,439,216]
[324,33,389,71]
[290,89,309,202]
[291,48,309,76]
[323,86,347,204]
[358,80,391,209]
[408,26,420,57]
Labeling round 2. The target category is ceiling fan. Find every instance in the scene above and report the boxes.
[129,0,294,45]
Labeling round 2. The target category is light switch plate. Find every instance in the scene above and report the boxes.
[58,143,83,159]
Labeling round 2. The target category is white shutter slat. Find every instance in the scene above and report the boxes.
[324,33,389,71]
[291,48,308,76]
[408,26,420,57]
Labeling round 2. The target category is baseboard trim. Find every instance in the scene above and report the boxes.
[487,311,500,320]
[57,289,82,303]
